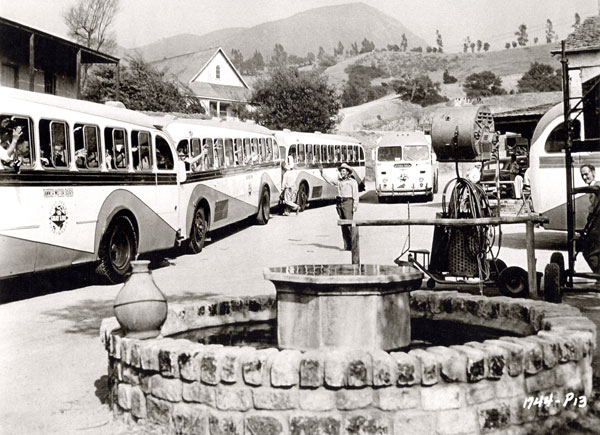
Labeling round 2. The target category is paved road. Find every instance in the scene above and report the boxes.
[1,176,599,434]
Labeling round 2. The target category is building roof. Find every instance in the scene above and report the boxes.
[552,15,600,53]
[150,47,249,93]
[494,103,559,119]
[187,82,252,103]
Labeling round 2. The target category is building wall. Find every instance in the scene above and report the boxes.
[193,53,245,88]
[0,54,77,97]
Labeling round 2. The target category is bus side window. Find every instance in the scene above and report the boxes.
[545,121,580,153]
[234,138,244,165]
[334,145,341,162]
[342,145,348,162]
[177,139,189,161]
[278,145,285,162]
[359,146,365,161]
[298,144,305,166]
[104,128,128,170]
[39,120,69,169]
[306,144,312,165]
[224,138,234,167]
[155,135,174,170]
[0,115,34,169]
[132,130,152,171]
[214,138,225,168]
[74,124,99,169]
[204,138,215,169]
[271,139,279,160]
[243,138,251,166]
[250,138,259,164]
[288,144,297,164]
[315,144,321,163]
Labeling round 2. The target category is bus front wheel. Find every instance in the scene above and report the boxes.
[256,189,270,225]
[97,215,137,284]
[188,207,208,254]
[297,183,308,211]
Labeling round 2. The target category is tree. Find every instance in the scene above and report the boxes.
[350,42,359,56]
[436,30,443,53]
[515,23,528,46]
[83,56,204,114]
[393,74,448,106]
[270,44,288,67]
[250,67,340,132]
[512,41,518,48]
[517,62,562,92]
[573,13,581,30]
[360,38,375,54]
[463,36,471,53]
[400,34,408,52]
[230,49,244,71]
[341,65,388,107]
[63,0,119,89]
[505,42,511,50]
[443,69,457,84]
[476,40,482,52]
[534,37,539,44]
[306,52,315,65]
[387,44,400,52]
[334,41,344,56]
[470,42,475,53]
[545,19,555,43]
[463,71,506,98]
[317,46,326,62]
[484,42,490,52]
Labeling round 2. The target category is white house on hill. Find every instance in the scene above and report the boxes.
[151,47,251,119]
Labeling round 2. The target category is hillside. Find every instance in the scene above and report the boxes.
[129,3,427,61]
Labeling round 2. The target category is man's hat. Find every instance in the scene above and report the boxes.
[337,163,353,172]
[0,118,14,132]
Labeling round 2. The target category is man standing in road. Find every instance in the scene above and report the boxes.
[319,163,359,251]
[579,164,600,279]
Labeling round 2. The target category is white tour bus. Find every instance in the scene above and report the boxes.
[0,87,188,282]
[528,103,591,231]
[156,117,282,253]
[274,130,366,210]
[374,131,438,202]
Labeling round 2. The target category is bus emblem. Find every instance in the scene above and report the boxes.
[49,201,69,235]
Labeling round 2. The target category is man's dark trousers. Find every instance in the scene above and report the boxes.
[336,197,354,250]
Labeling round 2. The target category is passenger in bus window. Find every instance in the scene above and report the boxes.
[114,143,126,168]
[53,143,67,167]
[0,118,21,169]
[244,148,259,165]
[265,145,272,162]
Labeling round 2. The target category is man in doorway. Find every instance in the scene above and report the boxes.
[319,163,359,251]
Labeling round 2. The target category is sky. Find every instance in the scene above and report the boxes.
[0,0,598,52]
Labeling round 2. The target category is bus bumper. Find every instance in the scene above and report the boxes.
[377,186,432,197]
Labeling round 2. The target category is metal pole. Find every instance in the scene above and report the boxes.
[561,41,575,288]
[351,225,360,264]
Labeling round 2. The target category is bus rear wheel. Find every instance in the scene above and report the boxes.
[297,183,308,211]
[256,189,270,225]
[188,207,207,254]
[97,215,137,284]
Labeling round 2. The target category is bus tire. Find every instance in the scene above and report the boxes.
[256,189,270,225]
[188,207,208,254]
[426,191,434,202]
[550,251,566,286]
[97,215,137,284]
[377,195,385,203]
[544,263,562,303]
[497,266,529,298]
[297,183,308,211]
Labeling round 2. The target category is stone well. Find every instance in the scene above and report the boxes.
[100,291,596,435]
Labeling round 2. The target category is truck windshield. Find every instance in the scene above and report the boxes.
[403,145,429,161]
[378,146,402,161]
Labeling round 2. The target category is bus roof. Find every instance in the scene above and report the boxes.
[274,130,361,145]
[377,131,429,147]
[154,116,274,136]
[0,86,158,129]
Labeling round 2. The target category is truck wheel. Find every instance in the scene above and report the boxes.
[256,189,270,225]
[497,266,529,298]
[97,215,137,284]
[188,207,207,254]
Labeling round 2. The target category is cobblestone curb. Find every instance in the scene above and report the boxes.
[101,291,596,434]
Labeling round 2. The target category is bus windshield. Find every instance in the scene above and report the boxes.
[403,145,429,161]
[378,146,402,161]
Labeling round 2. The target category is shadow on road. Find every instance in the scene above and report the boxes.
[40,291,220,337]
[298,242,344,251]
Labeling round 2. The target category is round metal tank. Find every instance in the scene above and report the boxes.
[431,106,495,161]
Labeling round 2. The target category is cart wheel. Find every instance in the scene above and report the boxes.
[488,258,507,282]
[550,252,566,286]
[544,263,562,303]
[427,278,436,289]
[497,266,529,298]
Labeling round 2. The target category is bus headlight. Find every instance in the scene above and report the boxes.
[419,177,424,182]
[383,177,388,183]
